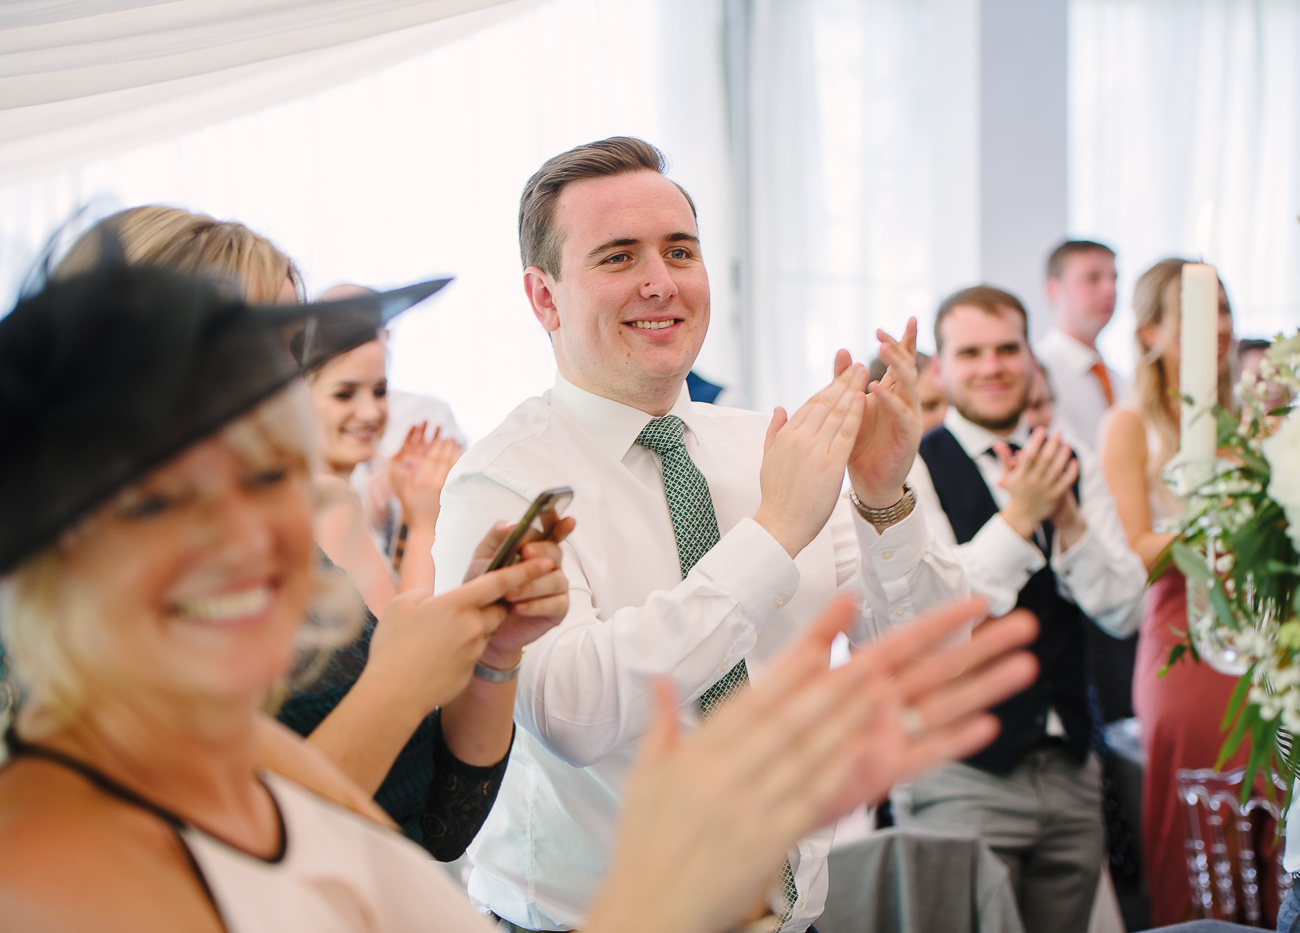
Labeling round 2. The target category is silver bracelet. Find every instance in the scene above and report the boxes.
[849,483,916,529]
[473,658,522,683]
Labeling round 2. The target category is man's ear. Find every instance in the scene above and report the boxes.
[929,351,944,391]
[1045,275,1061,307]
[524,266,561,333]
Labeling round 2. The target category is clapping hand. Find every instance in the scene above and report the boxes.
[993,428,1080,544]
[836,319,923,508]
[587,596,1036,933]
[389,421,463,532]
[755,361,869,557]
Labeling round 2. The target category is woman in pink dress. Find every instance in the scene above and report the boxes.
[1100,257,1238,926]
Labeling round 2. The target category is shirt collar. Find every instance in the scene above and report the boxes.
[943,406,1030,460]
[1042,327,1103,374]
[550,372,699,461]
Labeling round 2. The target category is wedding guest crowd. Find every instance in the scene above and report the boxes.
[0,134,1282,933]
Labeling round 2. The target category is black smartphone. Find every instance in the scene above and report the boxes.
[484,487,574,572]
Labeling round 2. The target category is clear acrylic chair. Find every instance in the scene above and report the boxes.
[1176,767,1291,927]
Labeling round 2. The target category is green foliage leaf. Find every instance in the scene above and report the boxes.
[1236,445,1271,476]
[1222,669,1254,733]
[1279,621,1300,652]
[1171,541,1213,583]
[1217,408,1239,446]
[1206,581,1236,630]
[1160,642,1189,678]
[1217,706,1250,770]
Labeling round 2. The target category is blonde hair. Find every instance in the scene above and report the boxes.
[1131,258,1235,490]
[56,206,303,304]
[0,386,360,738]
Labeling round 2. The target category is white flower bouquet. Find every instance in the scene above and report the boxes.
[1158,332,1300,811]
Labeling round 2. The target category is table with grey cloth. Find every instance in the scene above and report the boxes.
[818,828,1024,933]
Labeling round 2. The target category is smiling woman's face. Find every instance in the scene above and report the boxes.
[57,427,316,710]
[308,340,388,477]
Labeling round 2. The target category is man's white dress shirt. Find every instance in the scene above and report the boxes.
[907,407,1145,636]
[1036,327,1130,452]
[433,374,967,933]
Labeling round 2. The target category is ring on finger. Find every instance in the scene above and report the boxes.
[900,706,926,740]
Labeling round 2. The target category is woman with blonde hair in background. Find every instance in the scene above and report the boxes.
[61,206,451,607]
[56,204,303,303]
[1099,257,1249,926]
[302,283,463,605]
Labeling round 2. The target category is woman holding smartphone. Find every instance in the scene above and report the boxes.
[55,208,570,858]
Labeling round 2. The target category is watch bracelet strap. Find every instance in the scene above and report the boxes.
[473,658,522,682]
[849,483,916,529]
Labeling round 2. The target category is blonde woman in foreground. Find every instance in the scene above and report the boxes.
[58,207,519,859]
[0,260,1037,932]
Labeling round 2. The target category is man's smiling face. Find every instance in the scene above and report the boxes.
[525,170,710,415]
[937,303,1031,434]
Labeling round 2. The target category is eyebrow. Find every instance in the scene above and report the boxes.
[585,232,700,262]
[586,237,637,261]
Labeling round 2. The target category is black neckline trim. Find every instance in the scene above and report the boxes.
[3,727,288,864]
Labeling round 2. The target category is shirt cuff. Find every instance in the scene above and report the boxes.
[695,516,801,628]
[963,514,1044,604]
[851,502,932,587]
[1051,524,1097,586]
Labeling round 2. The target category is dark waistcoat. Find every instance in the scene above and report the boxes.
[918,426,1091,775]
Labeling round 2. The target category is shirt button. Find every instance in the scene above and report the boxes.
[775,596,786,608]
[894,608,906,618]
[882,550,894,560]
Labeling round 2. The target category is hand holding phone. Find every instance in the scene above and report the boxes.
[485,487,575,573]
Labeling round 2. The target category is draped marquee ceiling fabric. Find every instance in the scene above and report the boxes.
[0,0,533,185]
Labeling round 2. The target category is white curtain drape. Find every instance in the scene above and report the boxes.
[1071,0,1300,373]
[743,0,937,415]
[0,0,737,442]
[0,0,531,184]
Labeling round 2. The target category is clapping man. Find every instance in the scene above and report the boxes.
[897,286,1146,933]
[433,137,967,933]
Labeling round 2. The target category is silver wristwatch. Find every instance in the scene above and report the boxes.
[849,483,917,530]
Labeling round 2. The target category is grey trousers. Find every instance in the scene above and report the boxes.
[893,748,1105,933]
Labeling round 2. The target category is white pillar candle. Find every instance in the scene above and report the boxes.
[1179,261,1219,471]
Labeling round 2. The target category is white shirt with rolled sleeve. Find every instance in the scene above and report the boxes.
[907,408,1145,636]
[432,374,967,933]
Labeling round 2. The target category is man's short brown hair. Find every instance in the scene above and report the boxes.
[933,285,1029,352]
[1045,239,1115,280]
[518,137,698,278]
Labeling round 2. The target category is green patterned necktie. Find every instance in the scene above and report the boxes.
[635,414,798,922]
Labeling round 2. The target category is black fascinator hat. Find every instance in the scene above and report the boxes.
[0,258,449,575]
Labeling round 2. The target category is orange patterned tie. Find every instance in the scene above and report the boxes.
[1090,361,1115,406]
